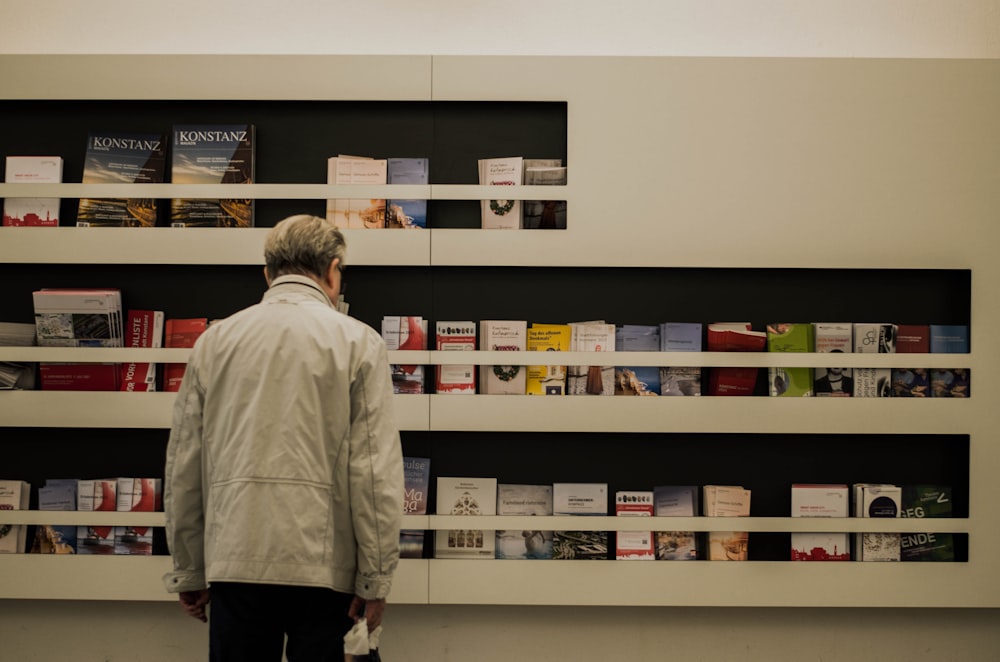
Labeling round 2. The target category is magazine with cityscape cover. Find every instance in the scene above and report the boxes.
[326,155,387,229]
[77,478,117,555]
[3,156,62,226]
[382,316,427,394]
[400,457,431,559]
[552,483,608,560]
[479,156,523,229]
[659,323,703,396]
[479,320,527,395]
[615,324,660,396]
[120,310,164,392]
[790,484,850,561]
[568,321,615,396]
[852,483,901,562]
[31,479,77,554]
[901,484,954,562]
[653,485,699,560]
[525,323,571,395]
[163,318,208,392]
[495,484,554,560]
[435,321,476,394]
[929,325,970,398]
[522,158,567,230]
[171,124,255,227]
[813,323,853,397]
[853,323,896,398]
[114,477,162,555]
[386,157,429,229]
[703,485,751,561]
[766,323,815,397]
[615,490,655,560]
[34,288,123,391]
[0,479,31,554]
[434,477,497,559]
[78,131,166,227]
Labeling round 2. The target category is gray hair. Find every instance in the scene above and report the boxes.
[264,214,347,281]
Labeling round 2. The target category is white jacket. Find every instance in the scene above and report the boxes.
[163,275,403,600]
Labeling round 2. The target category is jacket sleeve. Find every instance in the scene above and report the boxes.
[162,352,208,594]
[349,332,404,600]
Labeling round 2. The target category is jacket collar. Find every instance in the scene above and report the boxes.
[263,274,333,308]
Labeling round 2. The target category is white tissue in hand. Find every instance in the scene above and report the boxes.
[344,620,370,655]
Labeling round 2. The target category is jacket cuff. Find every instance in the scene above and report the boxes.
[355,573,393,600]
[163,569,207,593]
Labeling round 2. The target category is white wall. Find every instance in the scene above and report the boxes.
[1,0,998,58]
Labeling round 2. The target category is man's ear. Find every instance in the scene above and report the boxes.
[263,266,271,286]
[327,258,341,287]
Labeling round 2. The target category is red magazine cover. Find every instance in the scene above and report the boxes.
[120,310,164,391]
[163,318,208,392]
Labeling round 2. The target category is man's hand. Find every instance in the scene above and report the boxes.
[349,595,386,631]
[179,589,210,623]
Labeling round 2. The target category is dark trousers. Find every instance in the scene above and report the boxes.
[209,582,355,662]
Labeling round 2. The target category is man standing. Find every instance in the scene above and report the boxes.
[163,214,403,660]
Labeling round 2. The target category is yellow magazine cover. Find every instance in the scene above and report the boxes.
[526,323,571,395]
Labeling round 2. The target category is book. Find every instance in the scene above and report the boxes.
[706,323,765,396]
[0,479,31,554]
[615,490,655,560]
[930,368,970,398]
[852,483,901,562]
[326,155,388,229]
[853,323,896,398]
[114,477,162,555]
[522,158,567,230]
[382,316,427,394]
[0,321,38,390]
[790,484,850,561]
[653,485,699,561]
[766,323,814,396]
[435,321,476,394]
[386,157,429,229]
[77,132,166,227]
[659,323,703,396]
[929,325,969,354]
[170,124,255,227]
[3,155,62,226]
[77,478,117,555]
[434,477,498,559]
[813,323,853,397]
[34,288,123,391]
[896,324,930,353]
[901,484,954,562]
[400,457,431,559]
[615,324,661,396]
[552,483,608,560]
[929,324,970,398]
[703,485,751,561]
[120,310,164,392]
[163,318,208,392]
[31,479,77,554]
[525,323,572,395]
[568,321,615,396]
[495,484,554,559]
[479,156,523,229]
[479,320,527,395]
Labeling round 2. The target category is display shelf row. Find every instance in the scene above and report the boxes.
[1,555,983,607]
[1,511,969,534]
[0,347,972,368]
[0,391,971,432]
[0,183,567,200]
